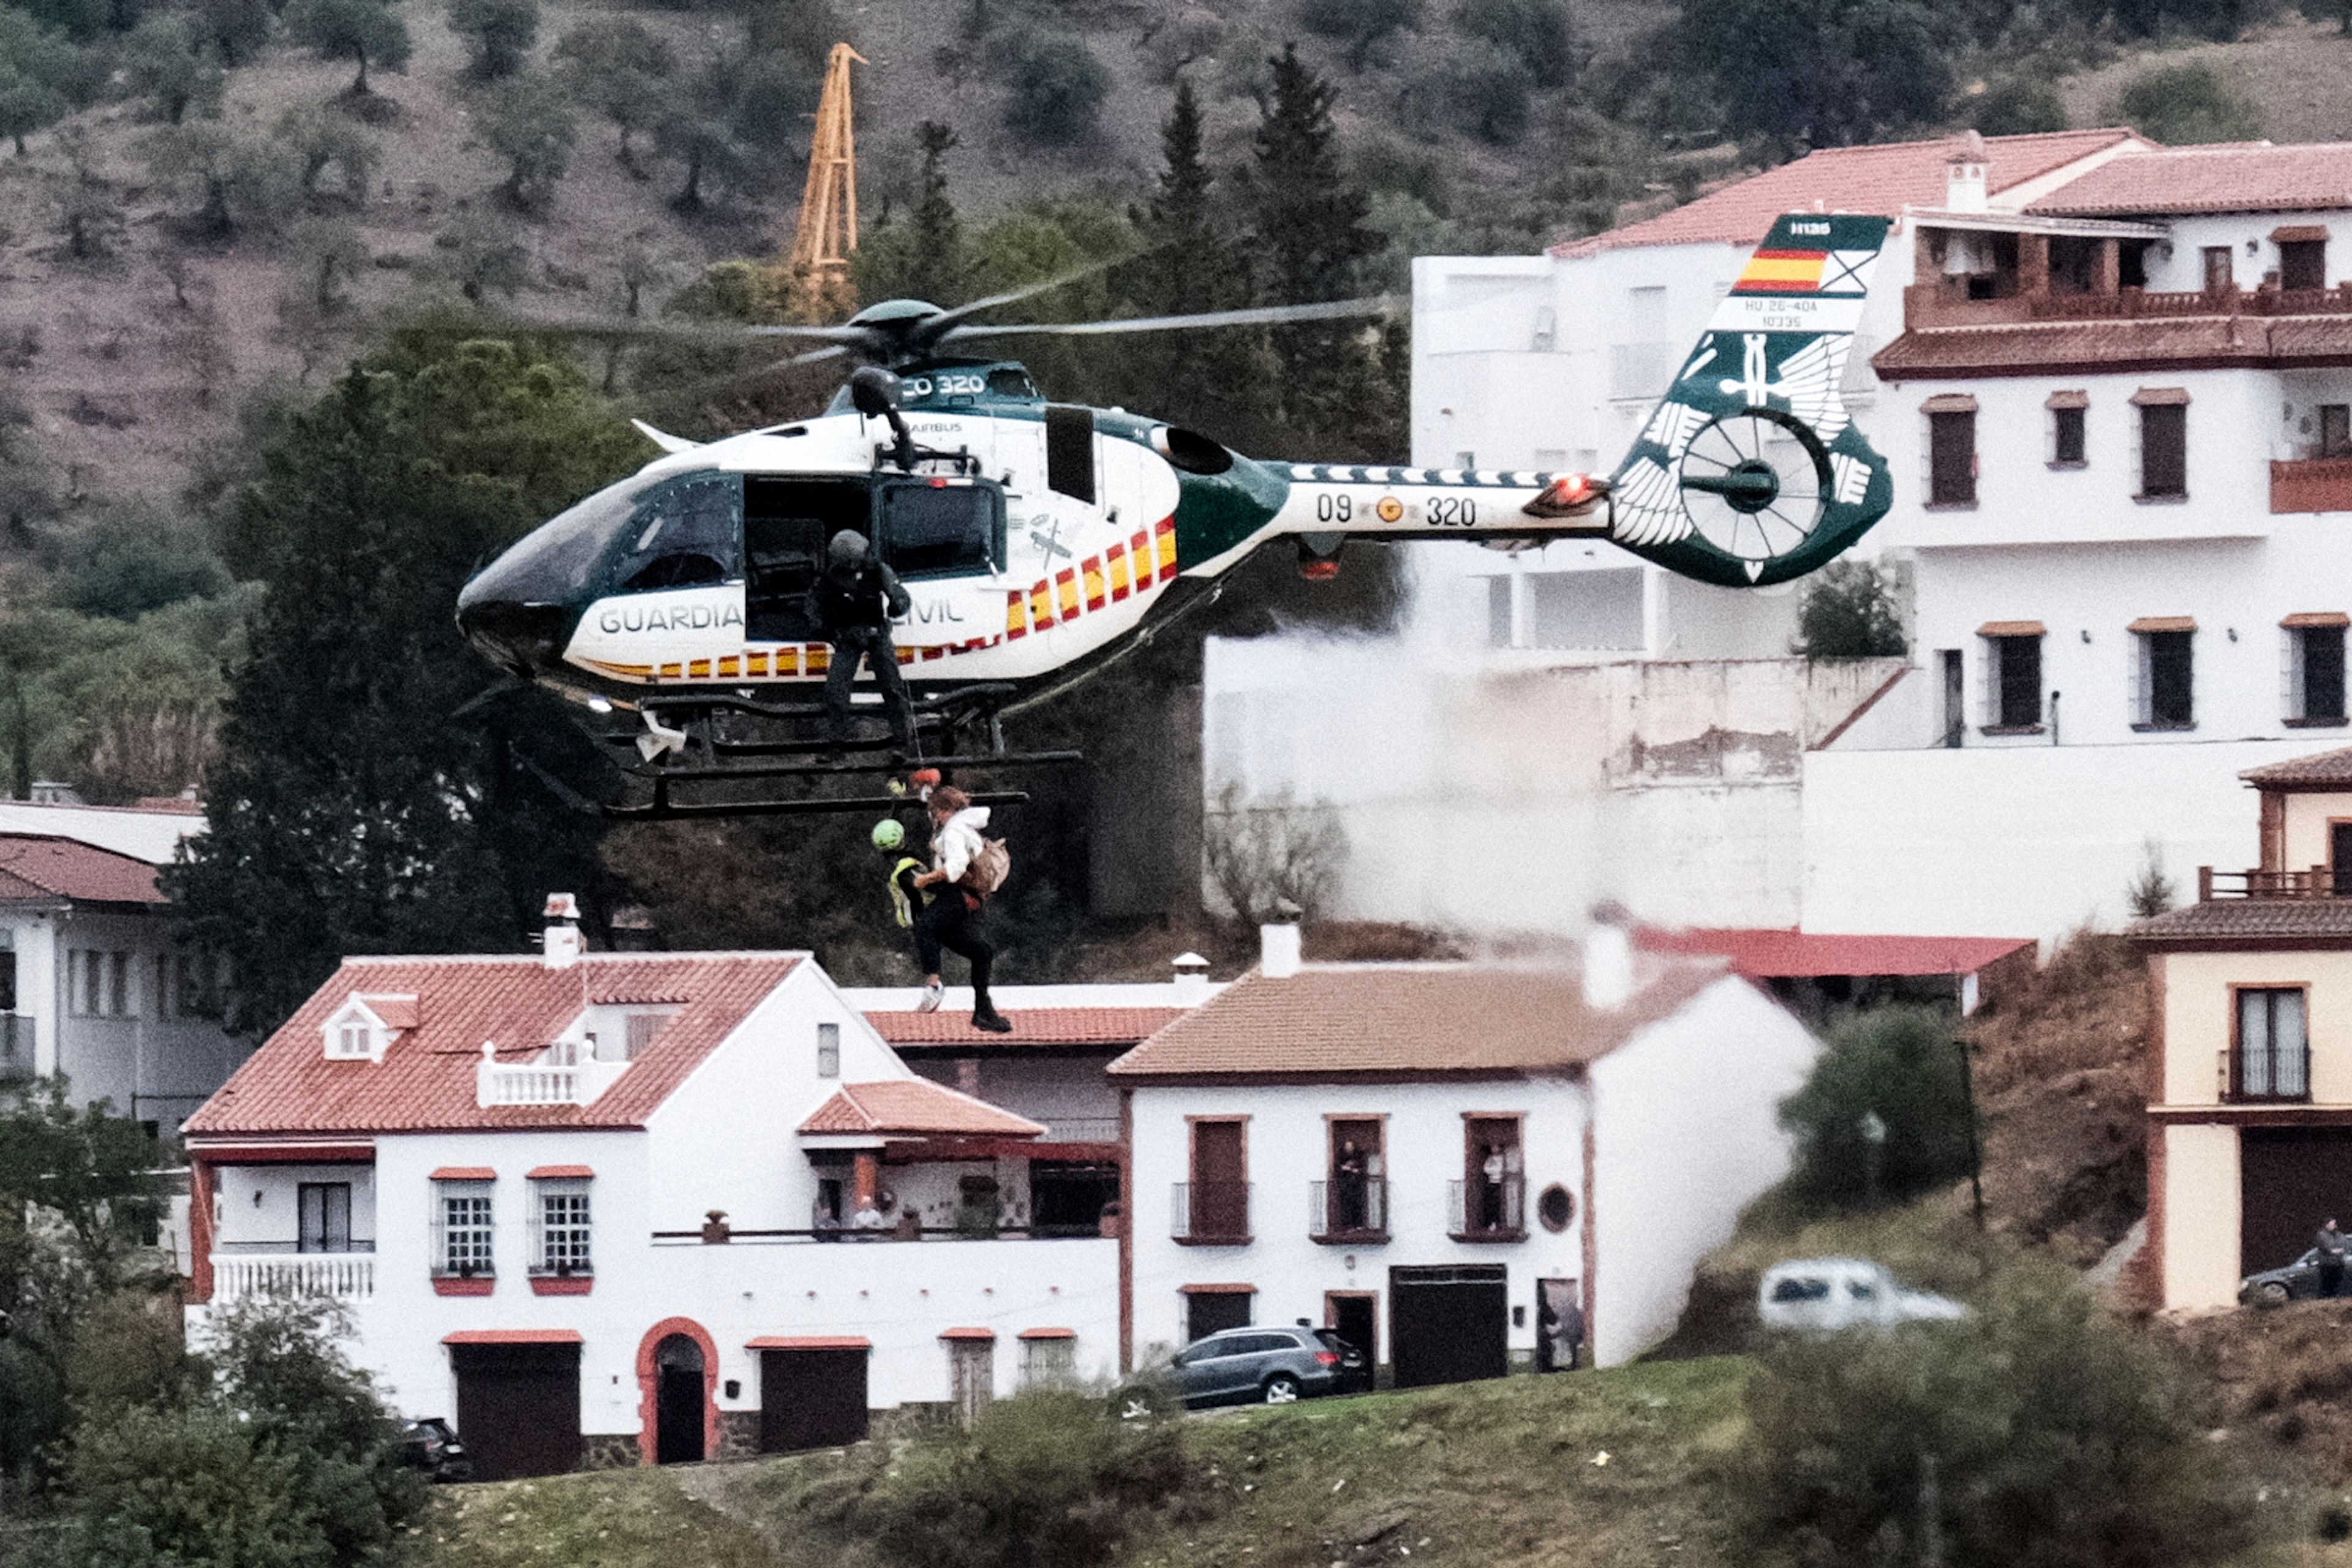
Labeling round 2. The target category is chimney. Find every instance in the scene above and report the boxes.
[1945,131,1988,214]
[1171,952,1211,1004]
[1259,922,1302,980]
[1583,901,1635,1011]
[542,891,584,971]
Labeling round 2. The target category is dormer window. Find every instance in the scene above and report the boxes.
[320,994,409,1063]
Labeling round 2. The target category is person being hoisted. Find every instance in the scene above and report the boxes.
[911,785,1013,1033]
[818,529,914,756]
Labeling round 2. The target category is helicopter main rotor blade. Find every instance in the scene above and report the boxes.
[940,295,1403,341]
[930,254,1137,327]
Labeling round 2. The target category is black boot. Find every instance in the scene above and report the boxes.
[971,1002,1012,1034]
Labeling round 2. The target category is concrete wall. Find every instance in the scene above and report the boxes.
[2161,1122,2241,1311]
[35,907,245,1129]
[2282,790,2352,874]
[1801,739,2318,943]
[1588,977,1819,1366]
[2157,948,2352,1106]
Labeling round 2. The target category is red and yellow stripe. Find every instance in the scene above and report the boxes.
[1735,249,1826,293]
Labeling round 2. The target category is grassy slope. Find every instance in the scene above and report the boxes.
[424,1359,1754,1568]
[2056,17,2352,143]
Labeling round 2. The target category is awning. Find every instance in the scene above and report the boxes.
[2127,616,2196,633]
[1177,1283,1259,1295]
[2045,390,2090,410]
[1017,1327,1077,1340]
[431,1166,496,1182]
[2283,612,2351,629]
[2130,386,2190,406]
[1977,620,2046,638]
[938,1327,998,1341]
[527,1164,594,1180]
[442,1329,584,1345]
[1636,925,2034,979]
[747,1335,871,1350]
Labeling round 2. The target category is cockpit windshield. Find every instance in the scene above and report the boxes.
[609,473,744,590]
[464,470,663,605]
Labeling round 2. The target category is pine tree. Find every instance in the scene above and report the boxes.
[1125,79,1266,445]
[164,330,642,1037]
[907,119,962,303]
[1248,45,1379,451]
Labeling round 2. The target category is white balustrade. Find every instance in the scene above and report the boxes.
[475,1052,629,1107]
[211,1253,375,1301]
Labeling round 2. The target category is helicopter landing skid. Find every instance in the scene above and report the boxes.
[597,684,1079,821]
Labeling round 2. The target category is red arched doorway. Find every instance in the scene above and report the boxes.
[634,1317,719,1465]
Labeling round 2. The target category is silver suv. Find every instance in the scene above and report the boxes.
[1166,1326,1359,1408]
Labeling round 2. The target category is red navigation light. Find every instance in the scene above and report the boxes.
[1522,471,1611,521]
[929,477,949,488]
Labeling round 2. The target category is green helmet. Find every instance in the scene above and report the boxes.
[870,819,905,851]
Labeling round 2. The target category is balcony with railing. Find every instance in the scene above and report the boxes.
[1308,1177,1388,1243]
[1905,279,2352,330]
[1170,1180,1251,1245]
[209,1245,377,1301]
[2274,458,2352,515]
[2222,1042,2312,1104]
[2198,867,2352,900]
[1448,1176,1527,1242]
[475,1051,630,1107]
[0,1013,32,1079]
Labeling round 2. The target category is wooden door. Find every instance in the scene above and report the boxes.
[949,1338,994,1426]
[451,1343,581,1481]
[1190,1120,1246,1240]
[758,1348,869,1453]
[2242,1129,2352,1276]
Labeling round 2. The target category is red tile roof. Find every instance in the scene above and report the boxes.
[184,954,802,1138]
[442,1329,584,1344]
[1551,129,2143,257]
[797,1078,1045,1138]
[2029,143,2352,216]
[2130,900,2352,943]
[865,1007,1187,1049]
[746,1335,871,1349]
[1107,960,1725,1082]
[1872,314,2352,377]
[2242,746,2352,788]
[1637,926,2032,978]
[0,833,165,905]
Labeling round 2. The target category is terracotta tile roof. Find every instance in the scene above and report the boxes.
[1107,959,1727,1081]
[184,953,802,1137]
[1638,926,2032,978]
[2029,143,2352,216]
[1872,314,2352,377]
[1551,129,2143,257]
[359,994,419,1029]
[2241,747,2352,786]
[866,1007,1187,1049]
[2130,900,2352,943]
[797,1078,1044,1138]
[0,833,165,905]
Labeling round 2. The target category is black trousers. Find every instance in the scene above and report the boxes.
[824,625,912,746]
[915,890,993,1007]
[2323,1258,2344,1298]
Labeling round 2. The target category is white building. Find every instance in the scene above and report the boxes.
[1109,927,1820,1374]
[1,829,243,1133]
[181,933,1145,1480]
[1212,133,2352,943]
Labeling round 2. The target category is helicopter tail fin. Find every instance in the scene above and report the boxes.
[1602,213,1895,587]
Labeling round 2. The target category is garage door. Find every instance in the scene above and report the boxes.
[1389,1264,1507,1390]
[451,1341,581,1481]
[2241,1128,2352,1277]
[758,1347,869,1453]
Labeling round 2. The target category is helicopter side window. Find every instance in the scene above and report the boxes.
[986,368,1038,399]
[611,474,743,592]
[877,480,1003,581]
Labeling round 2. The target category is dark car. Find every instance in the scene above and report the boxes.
[400,1417,473,1482]
[2240,1249,2351,1305]
[1167,1326,1360,1408]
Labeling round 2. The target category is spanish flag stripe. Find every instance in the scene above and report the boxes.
[1107,542,1131,601]
[1083,556,1106,611]
[1154,517,1178,581]
[1005,590,1027,639]
[1029,581,1055,629]
[1055,568,1080,619]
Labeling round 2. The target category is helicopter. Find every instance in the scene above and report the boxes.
[456,212,1896,820]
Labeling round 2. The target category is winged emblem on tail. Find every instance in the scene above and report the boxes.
[1601,214,1895,589]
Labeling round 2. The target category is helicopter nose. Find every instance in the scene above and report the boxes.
[455,590,577,680]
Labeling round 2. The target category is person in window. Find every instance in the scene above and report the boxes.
[1479,1142,1509,1231]
[1334,1138,1370,1232]
[817,530,914,755]
[910,786,1012,1033]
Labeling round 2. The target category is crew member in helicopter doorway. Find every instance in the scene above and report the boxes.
[818,530,914,755]
[912,785,1013,1033]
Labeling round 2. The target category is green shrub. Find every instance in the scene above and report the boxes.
[50,503,230,619]
[1001,31,1109,146]
[1456,0,1574,87]
[1970,75,2067,135]
[1737,1265,2253,1568]
[1779,1004,1973,1209]
[854,1388,1194,1568]
[448,0,538,80]
[1792,559,1905,658]
[2115,63,2258,144]
[1299,0,1419,70]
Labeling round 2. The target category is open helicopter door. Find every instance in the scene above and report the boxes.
[745,476,871,643]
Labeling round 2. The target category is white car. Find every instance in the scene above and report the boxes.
[1757,1257,1969,1332]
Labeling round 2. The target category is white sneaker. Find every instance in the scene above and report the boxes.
[916,980,944,1014]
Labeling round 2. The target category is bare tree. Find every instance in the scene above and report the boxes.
[1202,781,1348,927]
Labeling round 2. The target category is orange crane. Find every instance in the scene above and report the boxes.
[788,43,864,298]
